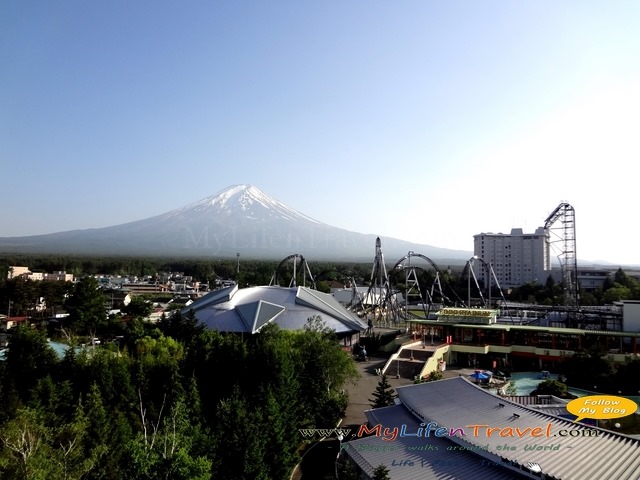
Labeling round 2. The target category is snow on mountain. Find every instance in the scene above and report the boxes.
[0,185,472,261]
[167,185,323,224]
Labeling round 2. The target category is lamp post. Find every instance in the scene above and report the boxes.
[335,434,344,478]
[467,258,471,307]
[467,255,478,307]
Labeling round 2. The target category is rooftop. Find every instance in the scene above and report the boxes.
[183,285,367,334]
[344,377,640,479]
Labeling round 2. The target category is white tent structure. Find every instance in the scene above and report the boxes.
[183,284,367,336]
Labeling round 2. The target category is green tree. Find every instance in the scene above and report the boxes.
[65,277,108,340]
[81,384,114,480]
[29,376,76,427]
[0,407,54,480]
[73,347,136,416]
[134,335,185,418]
[5,325,58,401]
[0,277,39,316]
[531,380,568,397]
[127,397,211,480]
[245,324,301,477]
[424,370,443,382]
[372,463,391,480]
[37,280,73,319]
[369,375,396,408]
[160,309,204,345]
[48,400,104,480]
[315,280,331,293]
[336,455,360,480]
[614,268,631,287]
[504,381,517,396]
[604,285,631,303]
[262,390,299,479]
[181,330,248,427]
[211,388,269,480]
[294,316,359,427]
[579,290,598,306]
[122,297,153,318]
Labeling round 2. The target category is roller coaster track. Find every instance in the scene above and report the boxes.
[269,253,316,289]
[358,238,394,322]
[357,240,468,323]
[544,202,579,309]
[389,252,466,310]
[460,256,510,309]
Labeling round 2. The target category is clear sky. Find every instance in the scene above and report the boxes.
[1,1,639,265]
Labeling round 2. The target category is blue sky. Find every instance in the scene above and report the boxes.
[2,1,639,265]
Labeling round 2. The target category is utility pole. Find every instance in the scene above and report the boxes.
[236,253,240,274]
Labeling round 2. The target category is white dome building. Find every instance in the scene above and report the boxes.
[183,284,367,338]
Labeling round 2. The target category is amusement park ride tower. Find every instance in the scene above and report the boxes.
[358,237,464,324]
[544,202,579,308]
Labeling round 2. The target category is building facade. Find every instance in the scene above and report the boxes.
[7,266,31,279]
[7,266,74,282]
[473,227,550,288]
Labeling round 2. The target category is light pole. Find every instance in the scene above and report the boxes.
[467,255,478,307]
[335,434,344,478]
[236,253,240,274]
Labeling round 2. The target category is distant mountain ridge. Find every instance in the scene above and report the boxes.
[0,185,472,262]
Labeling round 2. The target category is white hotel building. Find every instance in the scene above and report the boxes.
[473,227,550,288]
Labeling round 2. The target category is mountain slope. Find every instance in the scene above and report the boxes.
[0,185,472,262]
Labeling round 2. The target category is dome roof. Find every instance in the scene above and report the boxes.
[183,285,367,335]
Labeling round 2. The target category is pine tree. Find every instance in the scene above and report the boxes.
[336,455,361,480]
[369,375,396,408]
[373,463,391,480]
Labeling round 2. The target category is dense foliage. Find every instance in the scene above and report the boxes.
[530,379,569,397]
[507,268,640,305]
[558,348,640,396]
[0,315,358,479]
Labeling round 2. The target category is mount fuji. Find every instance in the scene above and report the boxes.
[0,185,472,262]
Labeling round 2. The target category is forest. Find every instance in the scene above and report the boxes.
[0,305,358,479]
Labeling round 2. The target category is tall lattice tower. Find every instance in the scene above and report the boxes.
[544,202,579,308]
[362,237,396,323]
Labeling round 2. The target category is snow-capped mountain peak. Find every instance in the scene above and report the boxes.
[174,185,322,224]
[0,183,473,260]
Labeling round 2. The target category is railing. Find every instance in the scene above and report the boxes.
[380,341,433,378]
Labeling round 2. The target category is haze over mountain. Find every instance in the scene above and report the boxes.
[0,185,472,262]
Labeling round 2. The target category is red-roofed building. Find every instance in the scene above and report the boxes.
[1,316,29,331]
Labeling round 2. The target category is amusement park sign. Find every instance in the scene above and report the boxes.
[436,307,498,324]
